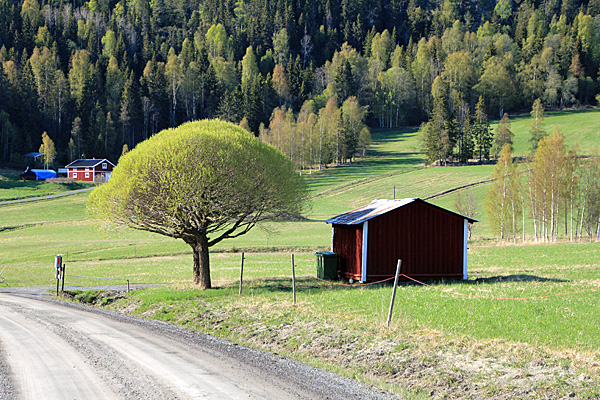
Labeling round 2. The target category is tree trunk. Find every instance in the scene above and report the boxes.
[190,235,211,289]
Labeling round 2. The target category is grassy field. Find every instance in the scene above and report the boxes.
[2,109,600,397]
[0,168,93,201]
[490,108,600,157]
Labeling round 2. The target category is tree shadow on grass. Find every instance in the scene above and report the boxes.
[393,274,569,287]
[229,274,569,294]
[240,277,325,293]
[394,274,571,286]
[0,224,35,233]
[238,276,403,293]
[469,274,569,284]
[0,179,38,190]
[233,276,362,293]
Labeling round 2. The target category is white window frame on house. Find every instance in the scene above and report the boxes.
[102,162,107,169]
[85,172,90,178]
[73,172,77,178]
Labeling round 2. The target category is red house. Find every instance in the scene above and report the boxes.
[325,198,477,283]
[65,159,115,182]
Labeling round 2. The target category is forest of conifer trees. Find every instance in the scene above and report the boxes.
[1,0,599,167]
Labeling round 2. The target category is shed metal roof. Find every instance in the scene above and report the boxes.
[325,198,477,225]
[65,159,114,168]
[24,152,44,158]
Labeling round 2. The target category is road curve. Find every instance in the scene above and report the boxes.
[0,291,396,400]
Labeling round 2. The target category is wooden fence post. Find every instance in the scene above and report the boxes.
[239,252,245,296]
[61,263,65,292]
[386,259,402,327]
[291,254,296,305]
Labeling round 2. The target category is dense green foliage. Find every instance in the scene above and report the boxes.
[87,119,308,288]
[1,0,600,168]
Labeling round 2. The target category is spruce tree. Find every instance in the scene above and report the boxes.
[529,98,546,153]
[495,112,514,157]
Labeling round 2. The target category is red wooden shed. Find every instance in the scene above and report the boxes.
[325,198,477,282]
[65,159,115,182]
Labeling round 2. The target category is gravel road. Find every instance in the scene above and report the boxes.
[0,288,397,399]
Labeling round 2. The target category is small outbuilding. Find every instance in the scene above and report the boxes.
[65,159,115,182]
[325,198,476,282]
[23,152,44,162]
[20,167,57,180]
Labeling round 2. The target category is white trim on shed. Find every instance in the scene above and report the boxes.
[463,219,468,280]
[361,221,369,282]
[330,227,334,252]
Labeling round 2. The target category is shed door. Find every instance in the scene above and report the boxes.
[332,224,362,280]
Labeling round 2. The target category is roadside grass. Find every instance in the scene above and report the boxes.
[107,240,600,352]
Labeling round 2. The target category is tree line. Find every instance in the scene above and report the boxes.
[1,0,600,167]
[258,96,370,172]
[486,128,600,243]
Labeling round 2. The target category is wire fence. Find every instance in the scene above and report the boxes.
[399,273,600,300]
[309,270,600,300]
[312,275,395,286]
[41,251,600,301]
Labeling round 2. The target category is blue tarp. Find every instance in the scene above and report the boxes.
[30,169,57,179]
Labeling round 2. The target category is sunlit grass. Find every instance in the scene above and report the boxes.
[0,169,94,201]
[121,240,600,353]
[489,108,600,157]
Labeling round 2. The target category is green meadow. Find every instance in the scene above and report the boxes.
[1,109,600,397]
[0,168,93,201]
[490,108,600,157]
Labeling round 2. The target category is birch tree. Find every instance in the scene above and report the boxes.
[38,131,56,169]
[486,144,521,241]
[530,128,567,241]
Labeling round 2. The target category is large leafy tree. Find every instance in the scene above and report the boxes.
[340,96,367,162]
[88,120,308,289]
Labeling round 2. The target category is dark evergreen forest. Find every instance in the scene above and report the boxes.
[0,0,599,166]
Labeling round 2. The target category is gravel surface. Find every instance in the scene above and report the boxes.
[0,287,397,399]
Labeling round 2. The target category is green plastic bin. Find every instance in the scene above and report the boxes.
[316,252,339,280]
